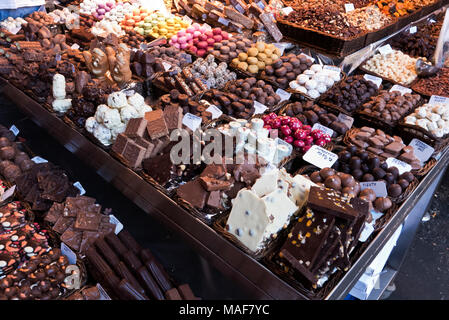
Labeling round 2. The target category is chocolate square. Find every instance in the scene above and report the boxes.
[61,227,83,251]
[145,109,169,140]
[125,118,148,138]
[176,179,208,210]
[74,210,102,231]
[44,202,64,224]
[134,136,154,159]
[122,140,146,169]
[163,105,183,130]
[112,133,129,155]
[79,230,101,253]
[53,216,75,234]
[307,187,361,221]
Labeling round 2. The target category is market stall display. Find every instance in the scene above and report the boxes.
[0,0,447,301]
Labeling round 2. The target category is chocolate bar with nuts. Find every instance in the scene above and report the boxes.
[224,7,254,29]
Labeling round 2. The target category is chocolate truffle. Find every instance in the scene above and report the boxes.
[0,146,15,160]
[388,184,402,197]
[360,188,376,202]
[374,197,392,212]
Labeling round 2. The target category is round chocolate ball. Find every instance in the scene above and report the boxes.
[387,166,399,179]
[48,248,62,261]
[324,175,342,190]
[0,146,15,160]
[374,197,392,212]
[356,150,369,161]
[342,186,357,198]
[30,285,42,298]
[340,173,356,187]
[373,167,386,180]
[362,173,375,182]
[388,184,402,197]
[360,188,376,202]
[320,168,336,180]
[398,178,409,190]
[338,150,352,162]
[0,277,12,290]
[384,172,395,185]
[400,171,414,183]
[4,286,18,298]
[57,255,69,267]
[352,169,364,181]
[39,280,51,292]
[3,164,21,181]
[310,171,322,183]
[45,264,59,277]
[0,137,11,148]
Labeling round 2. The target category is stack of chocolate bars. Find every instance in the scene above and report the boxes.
[153,67,209,97]
[86,230,199,300]
[278,186,369,289]
[112,107,183,170]
[44,196,116,254]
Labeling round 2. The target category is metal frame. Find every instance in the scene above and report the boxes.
[2,78,448,300]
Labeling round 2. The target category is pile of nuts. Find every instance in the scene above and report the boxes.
[344,6,393,31]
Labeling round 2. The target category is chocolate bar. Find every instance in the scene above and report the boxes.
[122,251,143,272]
[224,7,254,29]
[177,284,197,300]
[307,187,360,221]
[105,232,128,256]
[163,105,183,131]
[95,238,121,270]
[259,13,283,42]
[118,279,149,300]
[125,118,148,138]
[122,140,146,169]
[165,288,182,300]
[112,133,129,155]
[143,257,173,292]
[145,110,169,140]
[137,266,165,300]
[118,230,142,255]
[116,261,146,296]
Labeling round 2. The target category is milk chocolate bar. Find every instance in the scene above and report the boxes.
[144,258,173,292]
[307,187,361,221]
[165,288,182,300]
[205,1,224,12]
[112,133,129,155]
[125,118,148,138]
[224,7,254,29]
[259,13,283,42]
[118,279,149,300]
[145,109,169,140]
[122,251,143,272]
[122,140,146,169]
[163,105,183,130]
[137,266,165,300]
[116,261,146,295]
[95,238,121,270]
[178,284,197,300]
[230,0,248,14]
[105,232,128,256]
[118,229,142,255]
[134,137,154,159]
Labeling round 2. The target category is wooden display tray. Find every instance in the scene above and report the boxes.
[2,78,449,300]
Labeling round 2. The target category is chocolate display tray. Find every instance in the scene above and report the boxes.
[277,19,368,58]
[3,77,449,300]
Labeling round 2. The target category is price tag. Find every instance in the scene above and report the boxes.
[276,88,291,102]
[312,123,334,137]
[61,242,77,265]
[364,74,382,88]
[409,138,434,163]
[281,6,293,15]
[254,101,268,114]
[303,145,338,169]
[109,214,124,234]
[182,113,202,131]
[206,105,223,119]
[73,182,86,196]
[70,43,80,50]
[218,17,229,27]
[360,181,387,197]
[1,185,15,202]
[409,26,417,34]
[344,3,355,12]
[96,283,112,300]
[235,3,245,14]
[378,44,393,55]
[9,125,19,136]
[31,156,48,163]
[428,95,449,105]
[162,61,172,72]
[256,1,265,9]
[323,65,341,75]
[430,19,436,23]
[390,85,412,95]
[386,157,412,175]
[337,113,354,129]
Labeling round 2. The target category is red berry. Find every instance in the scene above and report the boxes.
[311,129,323,140]
[293,139,305,148]
[304,136,314,145]
[262,115,271,123]
[281,125,291,136]
[302,125,312,132]
[284,136,294,144]
[290,121,302,131]
[281,116,291,125]
[315,138,326,147]
[269,112,277,119]
[271,118,281,129]
[293,129,307,140]
[302,145,312,153]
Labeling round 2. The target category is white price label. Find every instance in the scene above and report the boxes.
[1,185,15,202]
[9,125,19,136]
[70,43,80,50]
[323,65,341,75]
[364,74,382,88]
[378,44,393,55]
[73,182,86,196]
[312,123,334,137]
[276,88,291,102]
[61,242,77,265]
[337,113,354,129]
[273,43,287,56]
[344,3,355,12]
[428,95,449,105]
[390,85,412,95]
[206,105,223,119]
[409,26,417,34]
[360,181,388,197]
[281,6,293,15]
[409,138,434,163]
[162,61,172,72]
[109,214,124,234]
[256,1,265,9]
[386,157,412,175]
[303,145,338,169]
[182,113,202,131]
[31,156,48,163]
[254,101,268,115]
[235,3,245,13]
[218,17,229,26]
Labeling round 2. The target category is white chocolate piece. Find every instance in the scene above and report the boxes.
[52,74,66,100]
[107,91,128,108]
[52,98,72,114]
